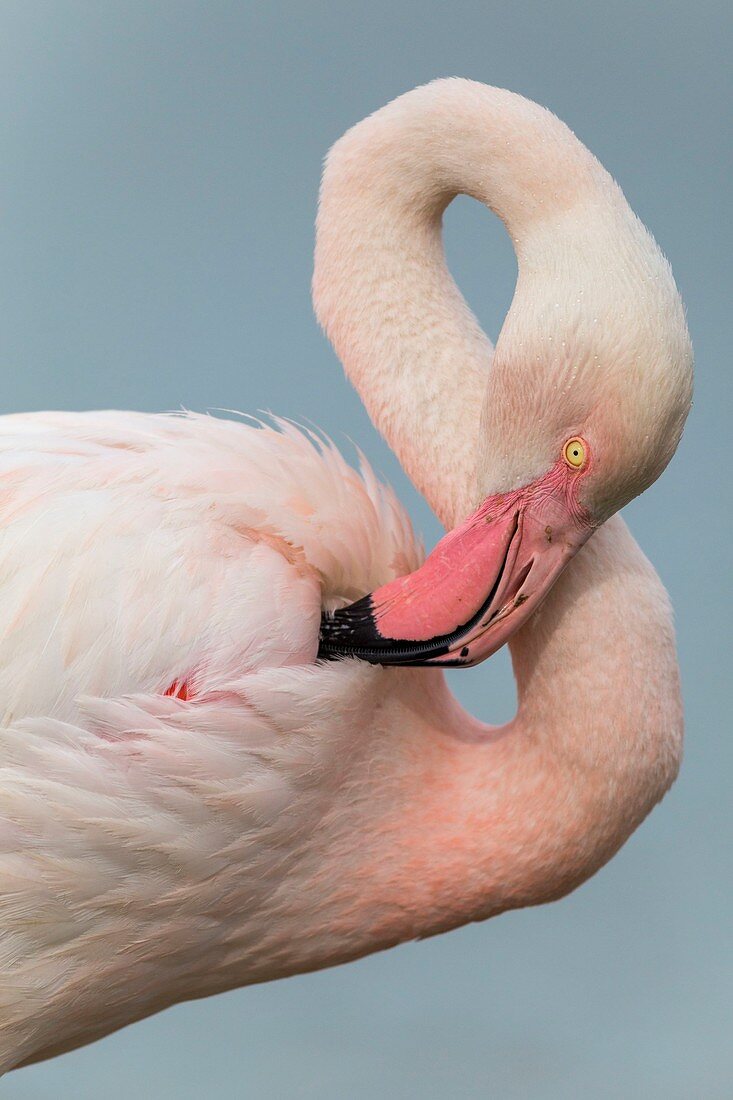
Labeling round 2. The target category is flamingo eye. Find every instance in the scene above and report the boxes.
[563,438,586,469]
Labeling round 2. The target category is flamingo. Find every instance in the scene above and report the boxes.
[0,79,692,1074]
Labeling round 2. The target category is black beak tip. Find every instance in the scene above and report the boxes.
[317,596,455,666]
[318,595,382,662]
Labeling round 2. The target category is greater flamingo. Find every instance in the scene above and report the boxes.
[0,79,692,1073]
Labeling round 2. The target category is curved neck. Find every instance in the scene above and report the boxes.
[313,80,611,526]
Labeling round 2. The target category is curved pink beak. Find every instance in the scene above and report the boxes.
[319,462,594,667]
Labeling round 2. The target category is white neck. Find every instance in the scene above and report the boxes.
[306,76,682,969]
[313,79,619,526]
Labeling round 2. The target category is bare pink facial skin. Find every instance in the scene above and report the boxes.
[318,453,595,667]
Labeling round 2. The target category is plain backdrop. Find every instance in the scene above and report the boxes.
[1,3,730,1098]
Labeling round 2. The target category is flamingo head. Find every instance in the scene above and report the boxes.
[319,212,693,667]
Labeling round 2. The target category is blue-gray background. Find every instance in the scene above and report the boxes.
[2,3,729,1098]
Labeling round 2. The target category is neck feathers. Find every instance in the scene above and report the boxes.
[313,79,617,526]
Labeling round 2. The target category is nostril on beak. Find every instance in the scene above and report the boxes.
[511,560,533,598]
[489,559,533,622]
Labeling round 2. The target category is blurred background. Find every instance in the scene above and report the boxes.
[1,2,729,1097]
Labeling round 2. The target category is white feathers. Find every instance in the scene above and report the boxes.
[0,411,421,725]
[0,410,415,1069]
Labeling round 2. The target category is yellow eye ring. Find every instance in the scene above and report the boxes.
[563,438,586,469]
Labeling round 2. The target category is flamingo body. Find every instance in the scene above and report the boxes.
[0,410,428,1066]
[0,79,692,1072]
